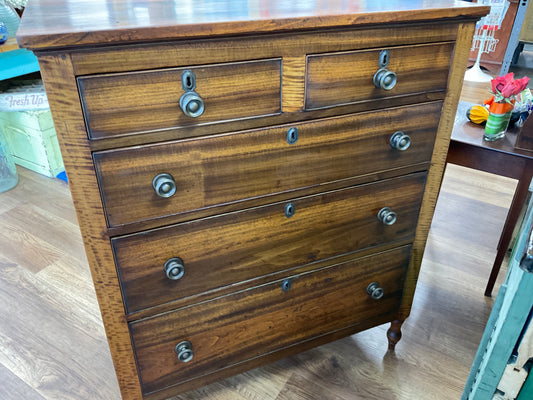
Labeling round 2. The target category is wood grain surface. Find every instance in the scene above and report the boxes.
[36,54,144,399]
[68,24,458,149]
[305,42,454,110]
[113,173,426,314]
[70,24,461,76]
[17,0,489,50]
[78,59,282,139]
[94,102,440,228]
[0,37,20,53]
[281,56,306,113]
[131,246,411,396]
[0,168,122,400]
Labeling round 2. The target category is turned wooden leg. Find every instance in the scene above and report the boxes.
[387,319,403,351]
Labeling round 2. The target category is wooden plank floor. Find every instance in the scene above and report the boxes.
[0,162,516,400]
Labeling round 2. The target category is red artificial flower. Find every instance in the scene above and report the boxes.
[490,73,530,102]
[501,81,516,98]
[491,72,514,95]
[513,76,530,94]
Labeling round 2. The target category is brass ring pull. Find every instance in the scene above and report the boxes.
[390,131,411,151]
[152,173,176,198]
[366,282,384,300]
[164,257,185,280]
[377,207,397,226]
[175,341,194,363]
[373,68,397,91]
[180,91,204,118]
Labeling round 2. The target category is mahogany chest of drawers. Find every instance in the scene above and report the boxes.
[18,1,488,399]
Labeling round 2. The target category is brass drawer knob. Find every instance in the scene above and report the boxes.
[152,173,176,198]
[390,131,411,151]
[366,282,384,300]
[180,91,204,118]
[373,68,397,90]
[175,341,194,363]
[377,207,397,226]
[164,257,185,280]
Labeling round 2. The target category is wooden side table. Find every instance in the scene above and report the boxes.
[446,101,533,296]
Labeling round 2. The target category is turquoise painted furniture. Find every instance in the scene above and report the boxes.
[517,371,533,400]
[0,39,61,178]
[0,47,39,80]
[462,182,533,399]
[0,2,38,80]
[0,37,39,81]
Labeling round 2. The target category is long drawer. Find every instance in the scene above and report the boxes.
[130,245,411,396]
[113,172,426,314]
[305,42,454,109]
[78,59,282,140]
[95,102,440,228]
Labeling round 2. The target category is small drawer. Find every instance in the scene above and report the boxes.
[77,59,282,139]
[305,42,454,110]
[130,245,411,395]
[112,172,426,314]
[94,102,440,228]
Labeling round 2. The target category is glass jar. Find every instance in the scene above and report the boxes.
[0,0,20,38]
[0,22,7,44]
[0,128,18,192]
[483,100,515,142]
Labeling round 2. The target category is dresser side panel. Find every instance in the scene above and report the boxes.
[398,21,477,319]
[36,53,143,400]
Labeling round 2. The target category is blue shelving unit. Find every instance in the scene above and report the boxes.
[0,40,39,81]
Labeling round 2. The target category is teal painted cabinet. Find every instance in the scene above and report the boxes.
[517,371,533,400]
[0,48,39,81]
[462,185,533,400]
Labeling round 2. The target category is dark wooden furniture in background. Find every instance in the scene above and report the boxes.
[515,108,533,151]
[18,1,488,399]
[469,0,520,74]
[447,101,533,296]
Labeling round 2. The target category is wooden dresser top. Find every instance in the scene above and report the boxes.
[18,0,488,50]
